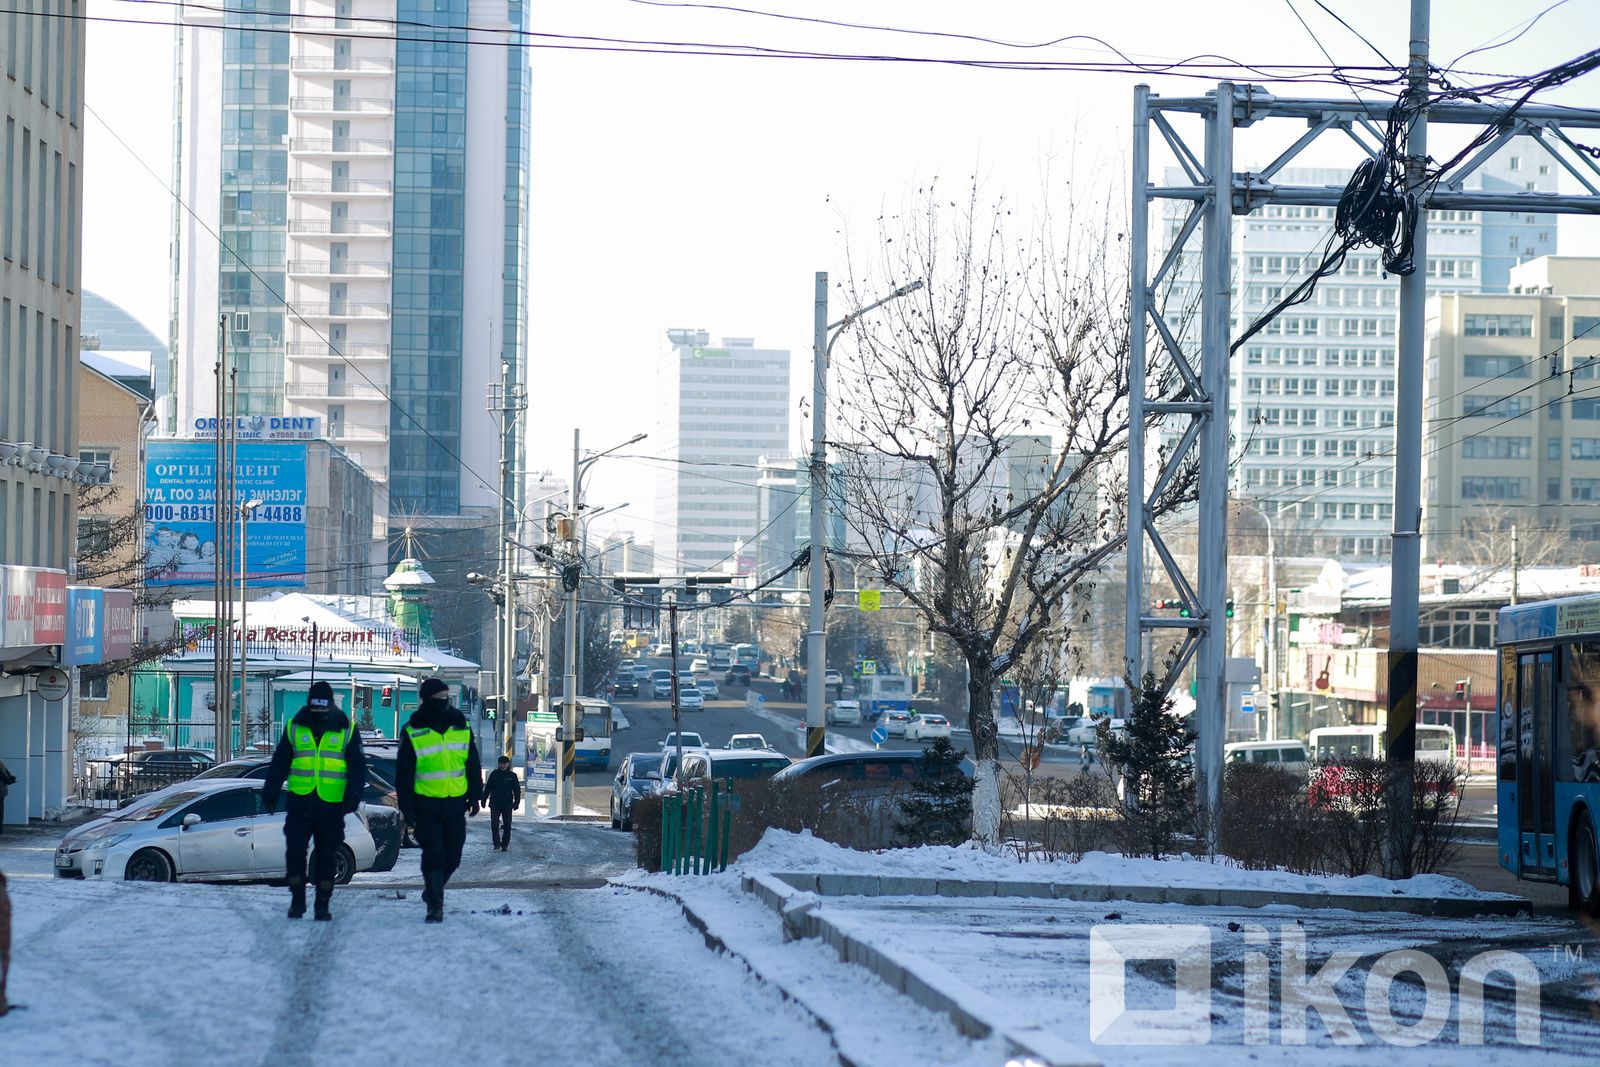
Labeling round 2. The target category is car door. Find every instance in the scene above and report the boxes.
[170,787,259,878]
[252,788,291,875]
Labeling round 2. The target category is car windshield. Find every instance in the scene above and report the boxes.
[193,761,260,780]
[116,789,206,822]
[709,758,790,779]
[629,757,663,779]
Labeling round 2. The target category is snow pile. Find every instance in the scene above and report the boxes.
[731,828,1518,901]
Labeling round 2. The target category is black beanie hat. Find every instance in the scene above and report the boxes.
[308,680,335,707]
[419,677,449,701]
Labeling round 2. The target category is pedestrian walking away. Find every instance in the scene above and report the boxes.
[397,678,483,922]
[261,680,366,921]
[1079,744,1090,767]
[483,755,522,851]
[0,756,16,835]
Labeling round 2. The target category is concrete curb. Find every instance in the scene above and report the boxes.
[618,880,866,1067]
[743,872,1103,1067]
[768,870,1532,917]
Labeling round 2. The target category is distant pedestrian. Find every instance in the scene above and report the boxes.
[483,755,521,852]
[1079,744,1091,767]
[0,757,15,834]
[261,680,367,921]
[397,678,483,922]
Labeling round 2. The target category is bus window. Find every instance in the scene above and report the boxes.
[1416,729,1455,753]
[1566,643,1600,783]
[581,709,612,739]
[1314,732,1374,761]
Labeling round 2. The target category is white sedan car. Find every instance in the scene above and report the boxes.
[1066,718,1126,746]
[54,779,376,884]
[905,713,952,741]
[826,700,862,725]
[678,686,705,711]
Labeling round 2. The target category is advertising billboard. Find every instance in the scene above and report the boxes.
[1,566,67,649]
[144,441,307,587]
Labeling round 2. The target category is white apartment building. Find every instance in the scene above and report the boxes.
[654,330,790,573]
[170,0,530,534]
[1163,148,1556,559]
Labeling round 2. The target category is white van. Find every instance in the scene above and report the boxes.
[1308,724,1457,767]
[1224,739,1311,775]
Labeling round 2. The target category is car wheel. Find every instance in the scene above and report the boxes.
[1572,814,1600,917]
[125,848,174,882]
[334,844,357,885]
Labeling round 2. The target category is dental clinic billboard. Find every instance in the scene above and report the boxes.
[144,441,308,587]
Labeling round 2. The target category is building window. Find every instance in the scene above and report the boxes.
[1573,438,1600,460]
[1574,479,1600,502]
[79,448,113,470]
[76,516,112,555]
[1463,395,1532,419]
[1548,478,1562,502]
[1462,355,1529,378]
[1460,476,1529,501]
[1462,436,1530,459]
[79,675,109,701]
[1575,316,1600,341]
[1463,314,1532,337]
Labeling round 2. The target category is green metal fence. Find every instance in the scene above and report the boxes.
[659,779,734,874]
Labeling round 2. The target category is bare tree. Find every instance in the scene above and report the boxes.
[831,181,1192,845]
[74,482,184,686]
[1445,507,1577,576]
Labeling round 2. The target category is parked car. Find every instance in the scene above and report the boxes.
[678,750,793,784]
[192,757,402,872]
[826,700,863,726]
[648,669,675,699]
[610,674,640,698]
[696,676,720,700]
[726,733,771,751]
[724,665,752,686]
[54,779,376,884]
[1224,740,1311,775]
[92,748,215,802]
[611,753,663,831]
[824,670,844,689]
[771,751,975,787]
[904,713,952,742]
[1067,718,1126,746]
[677,686,705,711]
[690,657,710,675]
[875,710,912,737]
[658,731,706,751]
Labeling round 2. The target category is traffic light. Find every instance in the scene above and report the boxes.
[1225,599,1235,619]
[1151,599,1194,618]
[484,696,498,721]
[1454,679,1468,699]
[381,685,393,707]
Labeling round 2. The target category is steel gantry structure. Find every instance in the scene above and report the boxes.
[1125,76,1600,832]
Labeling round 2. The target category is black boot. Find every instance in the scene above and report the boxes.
[314,881,334,921]
[287,878,307,919]
[424,871,444,923]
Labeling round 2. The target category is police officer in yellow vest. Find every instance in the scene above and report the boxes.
[397,677,483,922]
[262,680,367,921]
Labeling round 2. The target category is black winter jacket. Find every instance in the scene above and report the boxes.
[483,767,522,810]
[261,706,367,815]
[396,700,483,822]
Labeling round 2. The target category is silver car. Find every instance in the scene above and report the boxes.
[54,779,377,884]
[611,752,663,831]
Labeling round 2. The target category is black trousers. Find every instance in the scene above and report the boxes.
[489,805,513,848]
[284,809,345,884]
[412,806,467,883]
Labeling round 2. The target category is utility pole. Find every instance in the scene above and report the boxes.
[1262,509,1279,742]
[488,362,525,759]
[805,273,829,759]
[561,428,581,815]
[1385,0,1429,877]
[213,316,226,759]
[1510,525,1521,606]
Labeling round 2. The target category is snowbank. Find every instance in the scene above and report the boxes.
[729,829,1518,901]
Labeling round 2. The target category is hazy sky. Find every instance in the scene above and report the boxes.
[82,0,1600,545]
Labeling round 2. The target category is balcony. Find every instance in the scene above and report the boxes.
[287,259,391,278]
[290,97,393,115]
[289,55,395,74]
[287,218,392,237]
[327,424,390,444]
[288,138,392,157]
[286,341,389,361]
[289,16,393,36]
[293,302,391,320]
[286,379,389,401]
[289,179,391,196]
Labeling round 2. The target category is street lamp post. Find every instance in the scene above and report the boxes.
[237,498,262,750]
[806,272,923,758]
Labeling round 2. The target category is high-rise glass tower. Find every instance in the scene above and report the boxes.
[170,0,529,534]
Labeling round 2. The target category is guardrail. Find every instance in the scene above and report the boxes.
[78,759,208,810]
[659,779,734,875]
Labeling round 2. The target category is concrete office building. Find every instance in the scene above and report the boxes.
[1422,257,1600,559]
[169,0,530,535]
[654,330,790,573]
[1163,148,1556,560]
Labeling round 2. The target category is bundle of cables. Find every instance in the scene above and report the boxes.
[1334,155,1417,276]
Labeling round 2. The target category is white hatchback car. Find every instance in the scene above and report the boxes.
[54,779,376,884]
[905,713,952,741]
[826,699,862,725]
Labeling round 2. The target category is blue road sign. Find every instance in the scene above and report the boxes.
[871,725,890,745]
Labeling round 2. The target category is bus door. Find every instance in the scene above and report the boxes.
[1516,650,1558,877]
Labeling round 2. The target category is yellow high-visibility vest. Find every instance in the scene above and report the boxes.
[286,724,350,804]
[407,725,470,798]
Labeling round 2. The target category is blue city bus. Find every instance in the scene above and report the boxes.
[1496,593,1600,913]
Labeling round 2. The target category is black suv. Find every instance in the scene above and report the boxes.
[610,674,639,698]
[724,665,752,686]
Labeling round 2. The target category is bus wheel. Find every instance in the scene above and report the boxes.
[1573,815,1600,917]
